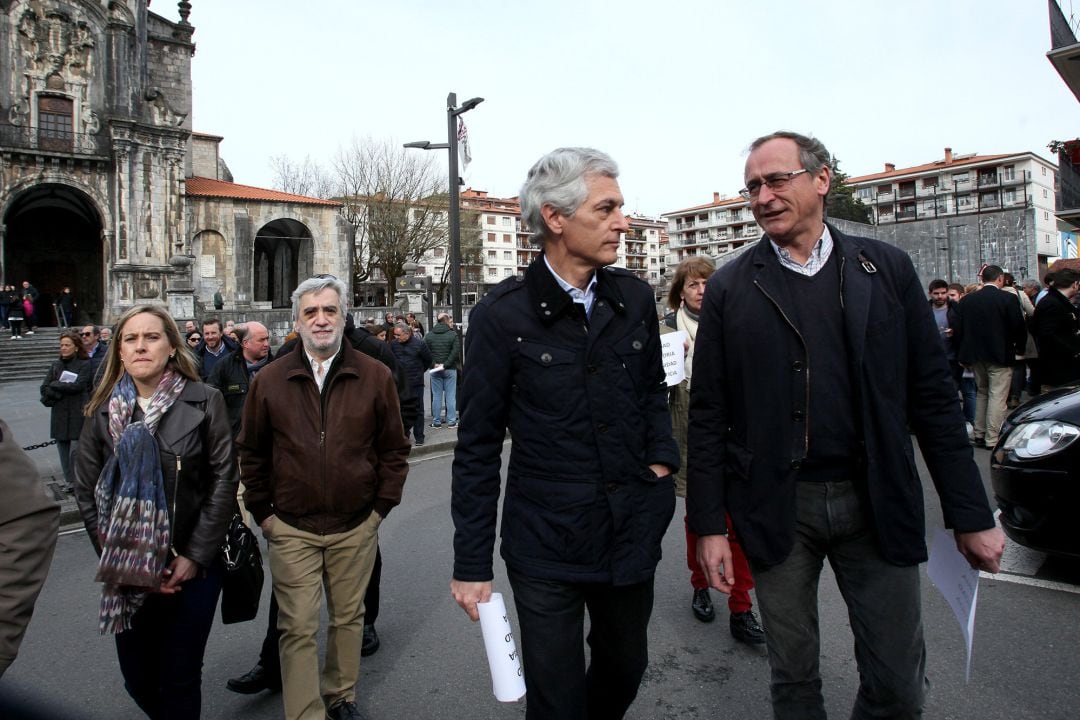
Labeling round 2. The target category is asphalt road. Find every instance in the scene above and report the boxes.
[2,445,1078,719]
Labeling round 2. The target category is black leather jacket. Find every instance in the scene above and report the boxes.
[74,382,238,569]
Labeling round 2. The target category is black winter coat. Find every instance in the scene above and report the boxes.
[954,285,1027,366]
[452,257,680,585]
[40,356,91,441]
[1031,287,1080,386]
[206,347,272,437]
[74,382,239,568]
[687,227,996,568]
[390,334,432,387]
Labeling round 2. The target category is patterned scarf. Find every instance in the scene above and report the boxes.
[94,369,186,634]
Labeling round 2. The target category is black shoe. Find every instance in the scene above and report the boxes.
[730,610,766,645]
[361,623,380,657]
[691,588,715,623]
[326,700,365,720]
[971,437,986,448]
[226,663,281,694]
[414,440,425,447]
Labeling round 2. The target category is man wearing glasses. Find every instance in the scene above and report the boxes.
[687,131,1004,719]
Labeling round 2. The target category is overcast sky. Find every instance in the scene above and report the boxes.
[186,0,1080,217]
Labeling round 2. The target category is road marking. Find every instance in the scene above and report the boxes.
[981,571,1080,595]
[59,527,86,537]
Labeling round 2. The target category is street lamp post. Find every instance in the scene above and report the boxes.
[404,92,484,325]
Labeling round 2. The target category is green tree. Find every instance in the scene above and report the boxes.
[827,159,872,224]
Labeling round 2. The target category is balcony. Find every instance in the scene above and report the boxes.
[977,174,1000,187]
[0,123,110,158]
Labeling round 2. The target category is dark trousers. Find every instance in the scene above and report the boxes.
[751,480,926,720]
[409,383,425,442]
[114,563,223,720]
[259,545,382,676]
[507,568,654,720]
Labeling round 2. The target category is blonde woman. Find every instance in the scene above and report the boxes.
[74,304,237,719]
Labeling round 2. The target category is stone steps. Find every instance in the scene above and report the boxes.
[0,328,63,383]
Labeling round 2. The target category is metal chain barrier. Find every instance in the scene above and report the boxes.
[22,439,57,451]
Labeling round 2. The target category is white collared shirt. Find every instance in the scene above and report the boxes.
[306,349,338,392]
[769,224,834,277]
[543,254,598,316]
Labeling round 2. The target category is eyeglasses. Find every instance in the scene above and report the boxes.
[79,332,94,337]
[188,336,201,343]
[739,169,809,200]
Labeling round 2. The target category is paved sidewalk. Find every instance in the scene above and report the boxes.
[1,379,458,527]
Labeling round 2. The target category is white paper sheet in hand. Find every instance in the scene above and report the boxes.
[59,370,79,383]
[660,331,687,387]
[476,592,526,702]
[927,527,980,682]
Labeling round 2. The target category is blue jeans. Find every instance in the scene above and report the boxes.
[750,480,926,720]
[114,562,223,719]
[960,376,976,425]
[430,368,457,425]
[507,569,654,720]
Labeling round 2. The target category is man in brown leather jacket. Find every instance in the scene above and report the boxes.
[238,275,410,720]
[0,418,59,678]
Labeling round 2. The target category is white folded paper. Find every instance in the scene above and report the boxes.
[59,370,79,383]
[476,592,526,702]
[660,331,687,387]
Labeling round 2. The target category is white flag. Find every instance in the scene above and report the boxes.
[457,118,472,171]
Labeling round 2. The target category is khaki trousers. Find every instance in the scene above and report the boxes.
[267,512,381,720]
[973,362,1013,445]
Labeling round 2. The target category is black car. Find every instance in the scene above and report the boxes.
[991,385,1080,558]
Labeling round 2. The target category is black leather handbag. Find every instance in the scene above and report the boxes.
[219,513,264,624]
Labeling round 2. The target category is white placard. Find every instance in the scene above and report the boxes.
[660,331,688,387]
[200,255,216,277]
[927,527,979,682]
[59,370,79,383]
[477,592,526,702]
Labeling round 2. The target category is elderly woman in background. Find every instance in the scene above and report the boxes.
[74,304,237,720]
[663,256,764,645]
[40,330,92,491]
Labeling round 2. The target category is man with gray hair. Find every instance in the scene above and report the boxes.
[689,130,1003,719]
[451,148,679,719]
[238,276,410,720]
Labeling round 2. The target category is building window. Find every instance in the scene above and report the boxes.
[1045,210,1050,220]
[957,195,973,208]
[487,232,496,242]
[857,187,872,199]
[487,215,496,224]
[487,267,497,277]
[1043,188,1048,198]
[1042,166,1047,176]
[487,250,496,259]
[501,216,511,226]
[922,177,938,189]
[1002,165,1015,181]
[953,173,969,185]
[503,251,511,261]
[38,95,74,152]
[1004,189,1017,204]
[434,247,445,258]
[503,233,511,243]
[876,184,892,197]
[504,268,512,277]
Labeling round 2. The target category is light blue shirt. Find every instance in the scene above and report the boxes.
[543,254,597,317]
[769,224,834,277]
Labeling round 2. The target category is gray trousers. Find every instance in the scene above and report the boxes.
[750,480,926,720]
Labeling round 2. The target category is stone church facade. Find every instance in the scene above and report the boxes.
[0,1,350,325]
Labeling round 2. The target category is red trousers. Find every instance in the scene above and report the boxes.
[685,514,754,614]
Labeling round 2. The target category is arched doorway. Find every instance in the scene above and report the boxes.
[2,183,104,325]
[253,219,313,308]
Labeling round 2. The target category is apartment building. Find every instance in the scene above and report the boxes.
[846,148,1060,267]
[661,192,758,264]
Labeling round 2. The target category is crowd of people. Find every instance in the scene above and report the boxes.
[6,132,1079,720]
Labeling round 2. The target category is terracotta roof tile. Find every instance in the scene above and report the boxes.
[662,196,747,216]
[185,176,340,207]
[846,153,1022,184]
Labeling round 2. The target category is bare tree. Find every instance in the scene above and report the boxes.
[436,208,483,303]
[334,137,450,303]
[269,154,336,199]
